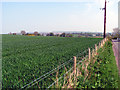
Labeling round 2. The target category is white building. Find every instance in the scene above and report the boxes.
[112,28,120,37]
[118,1,120,29]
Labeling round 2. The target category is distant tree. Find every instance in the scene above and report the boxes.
[56,34,59,37]
[13,33,16,35]
[41,34,44,36]
[78,35,82,38]
[34,31,39,36]
[112,28,120,38]
[60,33,66,37]
[69,34,73,37]
[37,34,41,36]
[8,32,12,35]
[46,33,50,36]
[49,33,54,36]
[21,30,26,35]
[66,34,73,37]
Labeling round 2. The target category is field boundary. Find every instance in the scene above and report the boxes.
[21,49,89,89]
[46,37,108,88]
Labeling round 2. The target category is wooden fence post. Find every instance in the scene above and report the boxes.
[101,40,103,47]
[95,44,97,55]
[103,40,104,45]
[73,56,77,85]
[99,42,101,49]
[88,48,91,62]
[100,41,102,47]
[56,71,58,87]
[77,68,79,77]
[92,49,94,58]
[73,56,76,75]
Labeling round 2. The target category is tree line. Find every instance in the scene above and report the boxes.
[20,31,73,37]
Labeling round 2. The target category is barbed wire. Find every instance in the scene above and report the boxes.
[21,58,73,89]
[47,67,74,89]
[27,55,88,88]
[26,59,75,88]
[21,44,98,89]
[47,55,88,89]
[18,51,87,85]
[21,49,88,89]
[47,41,102,89]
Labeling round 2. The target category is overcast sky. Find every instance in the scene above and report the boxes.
[1,0,119,34]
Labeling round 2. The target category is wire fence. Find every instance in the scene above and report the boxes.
[47,67,74,89]
[18,39,99,88]
[47,55,88,89]
[21,49,89,89]
[46,40,103,89]
[20,38,107,89]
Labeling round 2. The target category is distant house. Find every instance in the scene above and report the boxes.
[16,33,22,35]
[95,36,102,38]
[92,34,96,37]
[118,1,120,29]
[40,33,48,36]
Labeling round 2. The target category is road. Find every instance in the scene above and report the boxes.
[112,39,120,75]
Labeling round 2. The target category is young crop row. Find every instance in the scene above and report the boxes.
[2,35,102,88]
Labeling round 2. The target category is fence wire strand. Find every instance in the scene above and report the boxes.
[21,49,88,89]
[47,55,88,89]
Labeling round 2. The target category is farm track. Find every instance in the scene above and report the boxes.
[112,40,120,75]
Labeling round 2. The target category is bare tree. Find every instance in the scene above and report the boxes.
[112,28,120,38]
[49,33,54,36]
[34,31,39,36]
[21,30,26,35]
[60,33,66,37]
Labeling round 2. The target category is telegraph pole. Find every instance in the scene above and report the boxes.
[103,0,107,38]
[101,0,107,38]
[104,0,107,38]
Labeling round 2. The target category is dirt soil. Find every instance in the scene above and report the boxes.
[112,39,120,76]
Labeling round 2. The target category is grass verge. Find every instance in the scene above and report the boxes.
[77,40,119,88]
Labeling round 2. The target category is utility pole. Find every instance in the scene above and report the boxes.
[101,0,107,38]
[103,0,107,38]
[104,0,107,38]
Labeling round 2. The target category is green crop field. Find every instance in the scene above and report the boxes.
[2,35,102,88]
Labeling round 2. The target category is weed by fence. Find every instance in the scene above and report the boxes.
[21,38,108,89]
[46,37,108,88]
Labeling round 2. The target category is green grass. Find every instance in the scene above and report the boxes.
[77,40,119,88]
[2,34,102,88]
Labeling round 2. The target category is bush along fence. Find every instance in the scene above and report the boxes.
[47,37,109,88]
